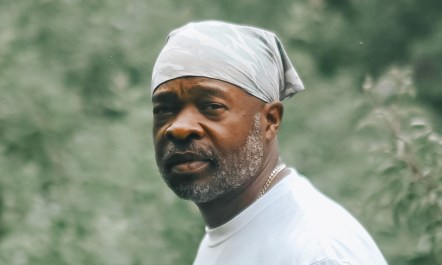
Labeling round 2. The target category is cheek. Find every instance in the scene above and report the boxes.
[152,126,167,153]
[208,123,254,153]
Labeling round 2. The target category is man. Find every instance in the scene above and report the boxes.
[151,21,387,265]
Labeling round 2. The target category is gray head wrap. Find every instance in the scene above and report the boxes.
[151,20,304,102]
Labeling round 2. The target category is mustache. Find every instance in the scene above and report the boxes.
[161,142,218,163]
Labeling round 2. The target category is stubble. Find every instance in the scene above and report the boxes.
[159,113,264,203]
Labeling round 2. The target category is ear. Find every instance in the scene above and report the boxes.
[263,101,283,141]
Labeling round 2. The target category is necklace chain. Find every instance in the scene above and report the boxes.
[259,163,286,197]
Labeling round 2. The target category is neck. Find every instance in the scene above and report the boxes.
[195,148,287,228]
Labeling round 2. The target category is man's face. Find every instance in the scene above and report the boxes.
[152,77,266,203]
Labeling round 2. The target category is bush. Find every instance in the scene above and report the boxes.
[358,68,442,264]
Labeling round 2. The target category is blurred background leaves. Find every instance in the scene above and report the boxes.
[0,0,441,264]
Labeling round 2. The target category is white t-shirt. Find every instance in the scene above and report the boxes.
[193,169,388,265]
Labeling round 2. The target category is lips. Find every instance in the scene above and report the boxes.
[165,152,211,175]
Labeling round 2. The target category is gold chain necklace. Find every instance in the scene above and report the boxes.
[259,163,286,197]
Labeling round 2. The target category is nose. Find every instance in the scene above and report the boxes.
[165,107,204,142]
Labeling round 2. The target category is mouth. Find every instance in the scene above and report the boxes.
[165,152,212,175]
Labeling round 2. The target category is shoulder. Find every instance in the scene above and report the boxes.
[278,232,387,265]
[276,170,388,264]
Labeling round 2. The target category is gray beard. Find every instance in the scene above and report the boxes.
[159,113,264,203]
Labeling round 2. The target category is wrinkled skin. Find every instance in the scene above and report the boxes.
[152,77,266,203]
[152,76,284,227]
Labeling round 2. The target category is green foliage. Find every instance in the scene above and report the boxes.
[0,1,203,264]
[358,68,442,264]
[284,0,442,113]
[1,0,441,264]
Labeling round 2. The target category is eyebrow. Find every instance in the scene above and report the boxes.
[152,83,229,102]
[152,91,178,103]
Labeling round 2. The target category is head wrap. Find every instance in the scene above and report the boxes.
[151,20,304,102]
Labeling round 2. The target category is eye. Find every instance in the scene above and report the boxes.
[200,102,226,115]
[153,104,174,115]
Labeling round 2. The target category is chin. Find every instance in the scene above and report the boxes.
[171,181,226,204]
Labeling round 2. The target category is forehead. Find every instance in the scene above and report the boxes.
[152,77,256,102]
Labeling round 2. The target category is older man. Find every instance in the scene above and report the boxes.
[151,21,387,265]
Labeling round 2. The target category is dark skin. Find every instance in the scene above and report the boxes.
[152,77,289,228]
